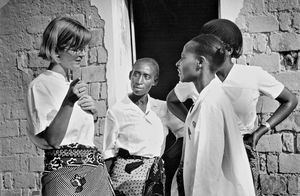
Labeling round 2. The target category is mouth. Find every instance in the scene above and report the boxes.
[133,86,144,90]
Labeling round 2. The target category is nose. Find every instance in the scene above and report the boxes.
[176,59,181,68]
[137,75,144,84]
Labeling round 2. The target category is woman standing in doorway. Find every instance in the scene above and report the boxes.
[26,16,114,196]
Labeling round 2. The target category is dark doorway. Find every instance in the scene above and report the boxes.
[131,0,219,100]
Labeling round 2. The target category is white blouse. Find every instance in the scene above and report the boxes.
[103,95,184,159]
[183,78,255,196]
[175,64,284,134]
[26,70,95,149]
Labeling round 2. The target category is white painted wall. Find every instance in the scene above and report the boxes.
[92,0,132,107]
[219,0,244,22]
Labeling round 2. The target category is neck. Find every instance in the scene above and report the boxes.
[216,58,234,82]
[193,68,215,94]
[49,63,69,81]
[129,93,148,106]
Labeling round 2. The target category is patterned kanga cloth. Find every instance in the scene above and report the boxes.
[111,156,165,196]
[42,143,115,196]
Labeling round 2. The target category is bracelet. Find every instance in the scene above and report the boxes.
[261,121,272,131]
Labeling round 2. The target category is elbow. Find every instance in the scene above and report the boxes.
[291,94,298,110]
[46,138,61,149]
[166,90,179,104]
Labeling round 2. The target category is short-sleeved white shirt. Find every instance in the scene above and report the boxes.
[174,64,284,134]
[26,70,95,149]
[182,78,255,196]
[219,64,284,134]
[103,95,184,159]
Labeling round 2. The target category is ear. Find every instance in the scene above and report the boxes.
[195,56,205,71]
[153,77,159,86]
[129,71,132,79]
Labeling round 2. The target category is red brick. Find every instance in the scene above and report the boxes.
[3,172,12,189]
[279,12,291,31]
[89,29,104,47]
[10,136,35,154]
[253,34,267,53]
[0,156,19,171]
[88,47,97,64]
[0,190,22,196]
[268,0,299,11]
[279,154,300,173]
[248,15,278,33]
[29,157,44,172]
[11,102,27,120]
[260,174,287,194]
[28,51,49,68]
[282,133,294,152]
[256,134,282,152]
[81,65,105,82]
[100,83,107,99]
[288,176,300,194]
[97,46,107,63]
[13,172,36,188]
[270,32,300,52]
[89,82,101,100]
[95,100,107,118]
[26,16,51,34]
[293,13,300,30]
[267,154,278,173]
[275,72,300,91]
[86,6,105,28]
[0,138,10,155]
[0,120,19,137]
[297,134,300,152]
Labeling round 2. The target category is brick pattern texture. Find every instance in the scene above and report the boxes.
[0,0,107,195]
[0,0,300,195]
[237,0,300,195]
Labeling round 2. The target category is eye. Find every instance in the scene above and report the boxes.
[132,72,140,77]
[144,74,151,80]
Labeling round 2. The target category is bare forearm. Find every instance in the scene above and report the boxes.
[43,99,75,148]
[256,88,297,137]
[166,90,188,122]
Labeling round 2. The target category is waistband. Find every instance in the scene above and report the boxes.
[44,143,104,172]
[117,148,151,160]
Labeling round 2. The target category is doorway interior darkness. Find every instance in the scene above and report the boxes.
[131,0,219,100]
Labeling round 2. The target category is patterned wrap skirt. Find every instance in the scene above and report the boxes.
[244,143,262,196]
[110,149,165,196]
[42,143,115,196]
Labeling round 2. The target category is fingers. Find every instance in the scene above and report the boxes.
[77,95,96,112]
[73,81,88,97]
[70,78,80,86]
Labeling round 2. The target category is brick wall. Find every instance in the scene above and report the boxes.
[0,0,107,195]
[237,0,300,195]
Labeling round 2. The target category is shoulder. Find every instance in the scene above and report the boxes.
[149,96,168,117]
[28,72,49,93]
[233,64,264,74]
[107,96,134,117]
[204,86,230,109]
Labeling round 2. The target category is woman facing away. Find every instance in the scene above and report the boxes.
[173,34,255,195]
[168,19,298,195]
[26,16,114,196]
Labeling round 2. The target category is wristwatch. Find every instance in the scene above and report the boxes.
[261,121,272,131]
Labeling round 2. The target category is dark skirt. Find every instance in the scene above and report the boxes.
[42,143,115,196]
